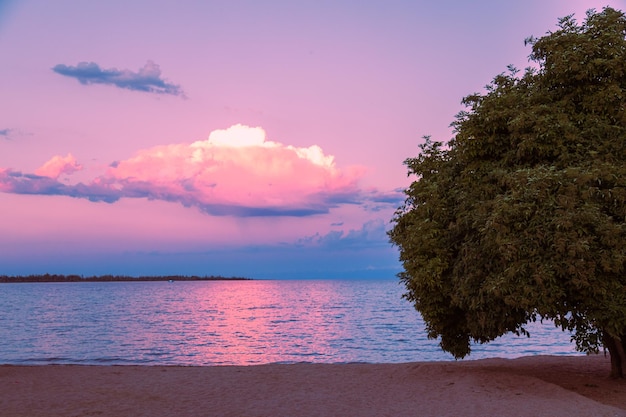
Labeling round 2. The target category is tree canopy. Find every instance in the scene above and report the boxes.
[389,7,626,376]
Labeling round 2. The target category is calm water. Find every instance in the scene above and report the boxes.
[0,280,581,365]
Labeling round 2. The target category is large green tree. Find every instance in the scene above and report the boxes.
[389,7,626,377]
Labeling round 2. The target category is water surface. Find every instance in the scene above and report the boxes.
[0,280,581,365]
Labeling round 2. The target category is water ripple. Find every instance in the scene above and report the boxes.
[0,280,582,365]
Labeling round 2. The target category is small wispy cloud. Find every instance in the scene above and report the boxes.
[0,128,12,139]
[297,219,391,250]
[52,60,185,97]
[0,124,400,217]
[0,169,119,203]
[34,153,82,179]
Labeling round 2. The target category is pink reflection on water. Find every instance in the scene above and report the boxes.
[2,281,582,365]
[191,280,345,364]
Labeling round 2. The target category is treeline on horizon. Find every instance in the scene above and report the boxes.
[0,274,252,283]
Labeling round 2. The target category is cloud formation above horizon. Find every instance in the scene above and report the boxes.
[52,60,184,96]
[34,153,82,179]
[298,219,390,250]
[0,128,11,138]
[0,124,402,217]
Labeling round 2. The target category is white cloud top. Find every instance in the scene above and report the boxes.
[203,124,267,148]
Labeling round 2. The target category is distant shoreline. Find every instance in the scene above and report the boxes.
[0,274,252,283]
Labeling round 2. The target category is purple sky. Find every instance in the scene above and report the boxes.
[0,0,620,278]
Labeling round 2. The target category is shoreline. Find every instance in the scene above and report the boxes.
[0,274,252,283]
[2,355,626,416]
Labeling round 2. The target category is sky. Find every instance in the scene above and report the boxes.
[0,0,623,279]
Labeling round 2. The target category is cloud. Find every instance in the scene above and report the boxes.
[0,169,119,203]
[297,219,391,250]
[0,124,401,217]
[360,188,404,212]
[0,128,11,139]
[52,60,185,96]
[34,153,82,179]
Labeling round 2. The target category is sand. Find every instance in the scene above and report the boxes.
[2,355,626,417]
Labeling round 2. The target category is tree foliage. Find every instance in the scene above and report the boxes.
[389,8,626,376]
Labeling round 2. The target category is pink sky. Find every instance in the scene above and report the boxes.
[0,0,621,278]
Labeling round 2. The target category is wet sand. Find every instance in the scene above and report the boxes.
[2,355,626,416]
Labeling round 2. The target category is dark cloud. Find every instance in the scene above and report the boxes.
[0,128,11,139]
[367,188,405,204]
[297,219,390,249]
[361,189,404,212]
[52,60,185,97]
[0,170,120,203]
[197,204,328,217]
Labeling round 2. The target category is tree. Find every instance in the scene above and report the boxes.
[389,7,626,377]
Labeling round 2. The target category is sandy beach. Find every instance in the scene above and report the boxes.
[2,355,626,417]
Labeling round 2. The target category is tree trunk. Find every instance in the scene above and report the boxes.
[602,332,626,378]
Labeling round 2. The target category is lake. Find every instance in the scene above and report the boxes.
[0,279,582,365]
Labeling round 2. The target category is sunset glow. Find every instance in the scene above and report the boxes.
[0,0,620,278]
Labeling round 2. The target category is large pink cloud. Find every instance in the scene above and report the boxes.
[0,125,403,217]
